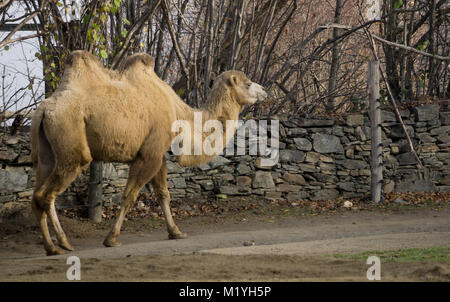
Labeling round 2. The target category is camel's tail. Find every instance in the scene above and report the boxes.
[30,104,46,169]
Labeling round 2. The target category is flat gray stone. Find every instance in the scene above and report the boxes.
[197,163,212,171]
[313,173,338,183]
[287,128,307,136]
[437,133,450,144]
[279,149,305,163]
[396,152,418,165]
[311,189,339,201]
[0,151,18,163]
[381,111,396,123]
[282,173,306,185]
[196,180,214,191]
[417,133,436,143]
[389,125,414,139]
[219,185,251,195]
[0,169,28,193]
[0,195,15,203]
[252,171,275,189]
[294,119,335,127]
[430,125,450,136]
[338,182,356,192]
[312,133,344,154]
[440,112,450,125]
[346,114,364,126]
[293,138,312,151]
[4,137,19,145]
[276,183,301,192]
[166,161,185,173]
[298,163,317,173]
[209,156,231,169]
[336,159,368,169]
[172,177,187,189]
[236,176,252,187]
[102,163,119,179]
[415,104,439,122]
[396,179,436,192]
[236,163,251,175]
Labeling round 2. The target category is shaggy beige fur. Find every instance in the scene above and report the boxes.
[31,50,267,255]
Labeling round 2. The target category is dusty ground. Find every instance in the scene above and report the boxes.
[0,197,449,281]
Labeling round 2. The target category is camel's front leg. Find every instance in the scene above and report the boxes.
[150,162,187,239]
[103,187,138,247]
[104,156,163,247]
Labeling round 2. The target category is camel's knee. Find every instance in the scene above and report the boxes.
[42,165,82,196]
[32,192,51,211]
[155,188,170,201]
[151,181,169,200]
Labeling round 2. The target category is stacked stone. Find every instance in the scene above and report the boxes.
[1,104,449,208]
[0,133,33,203]
[388,104,450,192]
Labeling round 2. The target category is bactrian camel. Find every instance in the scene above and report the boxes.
[31,50,267,255]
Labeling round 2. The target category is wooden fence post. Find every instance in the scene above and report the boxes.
[88,161,103,223]
[368,60,383,203]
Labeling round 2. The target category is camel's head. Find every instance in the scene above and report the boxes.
[217,71,268,106]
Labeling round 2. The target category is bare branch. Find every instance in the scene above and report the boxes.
[0,11,39,49]
[111,0,162,69]
[323,23,450,61]
[362,27,424,169]
[161,0,190,92]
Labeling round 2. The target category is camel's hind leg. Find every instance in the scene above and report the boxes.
[33,164,85,255]
[32,126,72,255]
[103,155,163,247]
[149,160,187,239]
[31,141,55,254]
[32,133,90,255]
[48,201,73,251]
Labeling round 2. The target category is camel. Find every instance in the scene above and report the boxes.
[30,50,267,255]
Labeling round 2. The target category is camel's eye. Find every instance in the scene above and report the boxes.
[246,82,252,88]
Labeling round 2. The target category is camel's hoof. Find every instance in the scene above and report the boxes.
[46,248,65,256]
[59,241,74,251]
[103,238,121,247]
[168,232,188,240]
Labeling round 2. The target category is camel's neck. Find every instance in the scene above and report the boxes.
[173,86,242,166]
[175,91,241,123]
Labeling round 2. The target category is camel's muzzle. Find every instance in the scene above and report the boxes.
[253,83,268,102]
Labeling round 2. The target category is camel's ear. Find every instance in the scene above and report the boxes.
[227,75,238,87]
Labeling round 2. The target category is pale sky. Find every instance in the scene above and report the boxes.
[1,1,44,116]
[0,1,81,118]
[0,36,44,113]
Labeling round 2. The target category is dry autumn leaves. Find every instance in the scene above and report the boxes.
[59,192,450,221]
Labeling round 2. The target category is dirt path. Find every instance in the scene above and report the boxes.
[0,206,449,281]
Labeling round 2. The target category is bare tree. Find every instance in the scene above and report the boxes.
[2,0,449,122]
[326,0,343,111]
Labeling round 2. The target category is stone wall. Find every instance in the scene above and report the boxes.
[1,104,449,208]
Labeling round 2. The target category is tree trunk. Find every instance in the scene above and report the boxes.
[383,0,401,100]
[326,0,342,111]
[203,0,215,102]
[427,0,436,96]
